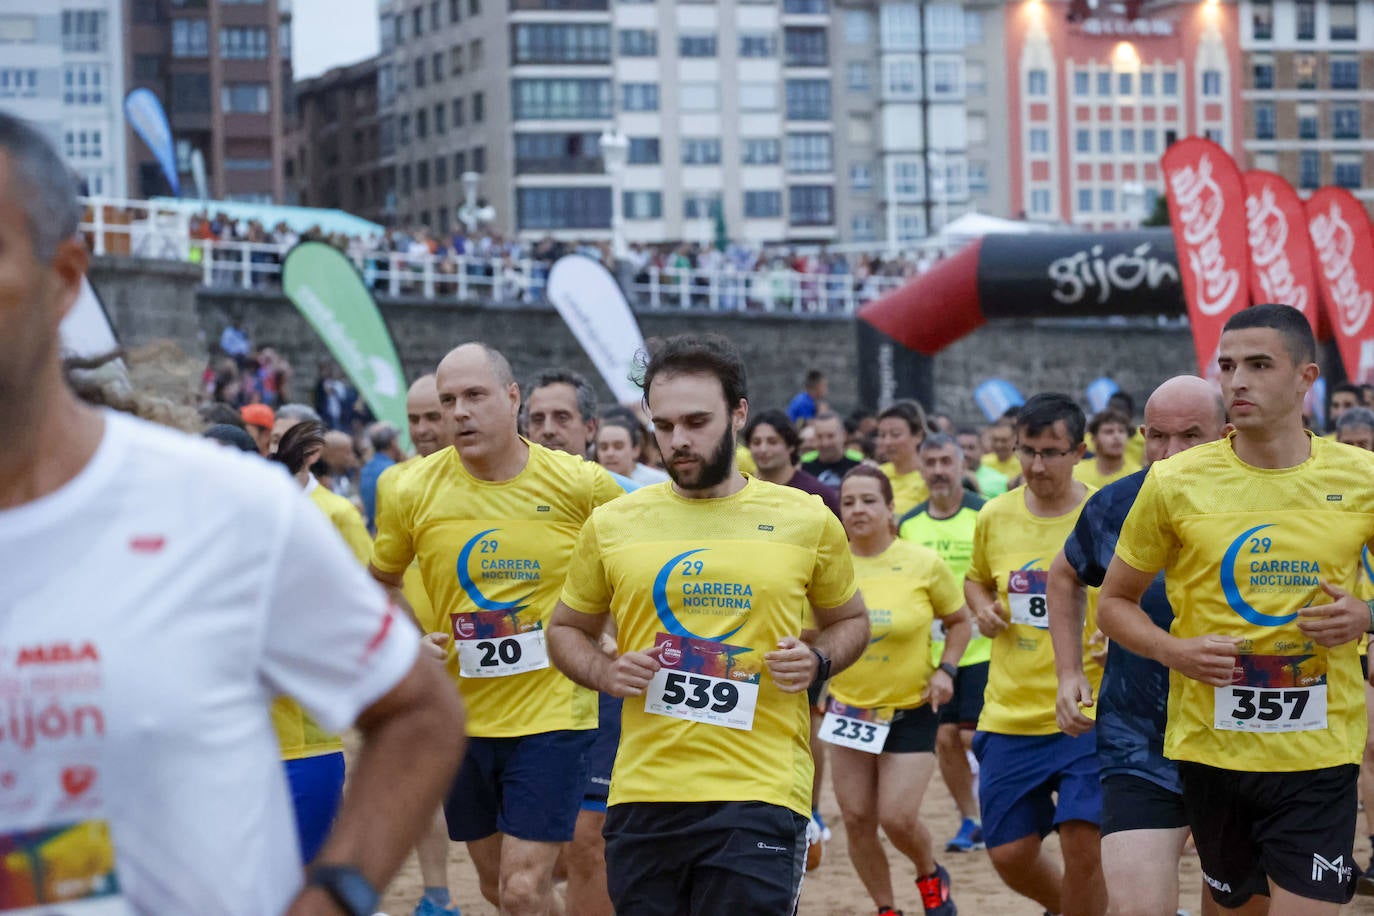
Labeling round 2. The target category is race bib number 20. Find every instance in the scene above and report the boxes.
[452,611,549,678]
[1213,654,1328,733]
[1007,568,1049,628]
[644,633,760,731]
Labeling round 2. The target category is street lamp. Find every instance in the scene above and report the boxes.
[599,128,629,260]
[458,171,495,232]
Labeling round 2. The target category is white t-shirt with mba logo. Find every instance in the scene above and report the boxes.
[0,411,419,915]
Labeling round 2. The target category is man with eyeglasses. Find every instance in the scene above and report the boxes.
[965,393,1108,916]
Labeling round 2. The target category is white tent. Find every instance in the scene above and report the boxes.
[938,212,1052,246]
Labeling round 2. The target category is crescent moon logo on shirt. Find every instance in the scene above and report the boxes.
[652,549,746,642]
[1362,546,1373,584]
[456,528,534,612]
[1220,524,1301,627]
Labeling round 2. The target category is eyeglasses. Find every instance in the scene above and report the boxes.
[1017,445,1076,462]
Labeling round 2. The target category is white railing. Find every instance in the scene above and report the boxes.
[78,197,916,315]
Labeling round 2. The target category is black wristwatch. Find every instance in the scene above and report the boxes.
[938,661,959,681]
[307,865,379,916]
[810,647,832,686]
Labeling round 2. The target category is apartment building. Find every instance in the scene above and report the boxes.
[0,2,129,197]
[288,56,388,222]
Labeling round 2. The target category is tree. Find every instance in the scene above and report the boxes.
[1142,194,1170,227]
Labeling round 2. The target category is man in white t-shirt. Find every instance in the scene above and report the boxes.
[0,111,465,915]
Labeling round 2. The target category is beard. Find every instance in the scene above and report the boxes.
[665,424,736,492]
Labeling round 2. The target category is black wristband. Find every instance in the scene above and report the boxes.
[938,661,959,680]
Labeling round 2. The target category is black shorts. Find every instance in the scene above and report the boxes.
[885,705,940,753]
[604,801,807,916]
[1099,773,1188,837]
[937,661,988,729]
[1179,761,1360,908]
[582,693,623,812]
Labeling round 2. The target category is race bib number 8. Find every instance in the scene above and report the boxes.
[1007,568,1049,628]
[819,699,891,754]
[1213,655,1328,733]
[452,611,550,678]
[644,633,761,731]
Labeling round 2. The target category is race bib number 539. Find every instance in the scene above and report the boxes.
[1007,569,1049,628]
[644,633,761,731]
[1213,654,1328,733]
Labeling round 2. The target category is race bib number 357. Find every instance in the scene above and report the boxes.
[452,611,549,678]
[644,633,761,731]
[1007,569,1049,628]
[1213,654,1328,733]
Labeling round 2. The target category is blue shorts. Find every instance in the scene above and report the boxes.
[582,693,622,813]
[284,751,346,864]
[444,729,596,843]
[972,730,1102,849]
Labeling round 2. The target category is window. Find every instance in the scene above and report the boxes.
[451,45,465,74]
[929,58,961,96]
[431,0,441,28]
[1161,71,1178,96]
[63,129,103,161]
[884,58,919,96]
[880,3,919,51]
[170,72,211,113]
[513,79,614,119]
[450,0,461,21]
[740,83,778,111]
[1074,70,1090,96]
[679,33,717,57]
[1118,72,1133,95]
[415,59,427,88]
[851,214,877,241]
[1332,106,1360,139]
[1030,188,1051,215]
[684,192,722,220]
[1298,103,1318,139]
[0,68,38,99]
[221,82,269,113]
[512,23,611,63]
[1075,129,1091,153]
[850,162,873,190]
[785,133,832,172]
[454,151,466,175]
[452,98,464,125]
[783,0,829,12]
[1027,69,1047,96]
[470,39,484,70]
[739,32,777,57]
[896,212,925,242]
[514,132,602,174]
[744,190,783,218]
[412,7,423,36]
[967,113,988,145]
[63,64,106,106]
[964,9,983,44]
[968,160,989,194]
[517,188,612,230]
[680,83,719,111]
[1099,188,1115,213]
[1140,71,1155,96]
[789,186,833,226]
[416,160,429,189]
[784,27,827,66]
[1097,71,1111,96]
[628,137,660,164]
[622,82,660,111]
[134,54,161,79]
[742,138,781,165]
[221,27,269,59]
[1078,188,1093,212]
[1251,0,1273,39]
[965,61,987,95]
[682,138,723,165]
[469,0,480,15]
[433,52,443,82]
[1255,102,1276,140]
[623,191,662,219]
[1334,156,1362,189]
[847,62,871,91]
[1331,57,1359,90]
[1029,128,1049,153]
[1120,129,1135,153]
[892,159,922,196]
[1141,129,1157,154]
[416,109,428,138]
[172,19,209,57]
[1294,54,1317,89]
[0,15,37,43]
[399,115,410,143]
[1330,0,1356,40]
[619,29,656,56]
[925,3,963,47]
[435,103,446,134]
[1299,150,1320,189]
[472,146,486,174]
[1201,70,1222,97]
[1253,59,1274,89]
[61,10,104,53]
[1296,0,1315,39]
[473,93,484,122]
[1098,129,1112,153]
[844,10,872,43]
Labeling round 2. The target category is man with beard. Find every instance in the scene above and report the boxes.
[547,334,871,913]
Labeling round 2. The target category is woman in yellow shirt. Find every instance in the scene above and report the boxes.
[828,466,972,916]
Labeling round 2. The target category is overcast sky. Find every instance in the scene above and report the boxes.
[292,0,379,80]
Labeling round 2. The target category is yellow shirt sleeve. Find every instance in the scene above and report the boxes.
[370,470,414,574]
[591,461,628,508]
[807,511,859,609]
[559,515,612,616]
[331,503,373,567]
[928,554,964,618]
[966,506,993,587]
[1114,469,1179,574]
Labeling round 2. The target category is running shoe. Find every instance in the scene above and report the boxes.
[916,863,956,916]
[944,818,984,852]
[806,815,824,871]
[412,898,461,916]
[812,808,833,842]
[877,908,904,915]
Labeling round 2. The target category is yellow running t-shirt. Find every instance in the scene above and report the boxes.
[376,462,439,653]
[560,477,857,817]
[828,539,964,713]
[373,441,623,737]
[273,480,373,760]
[968,486,1103,736]
[1115,434,1374,772]
[898,493,991,666]
[880,463,930,518]
[981,452,1020,481]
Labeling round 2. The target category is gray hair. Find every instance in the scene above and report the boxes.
[368,421,400,451]
[527,367,597,422]
[0,112,82,261]
[1337,407,1374,433]
[918,431,964,462]
[277,403,322,423]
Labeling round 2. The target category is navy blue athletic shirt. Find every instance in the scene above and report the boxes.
[1063,468,1180,794]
